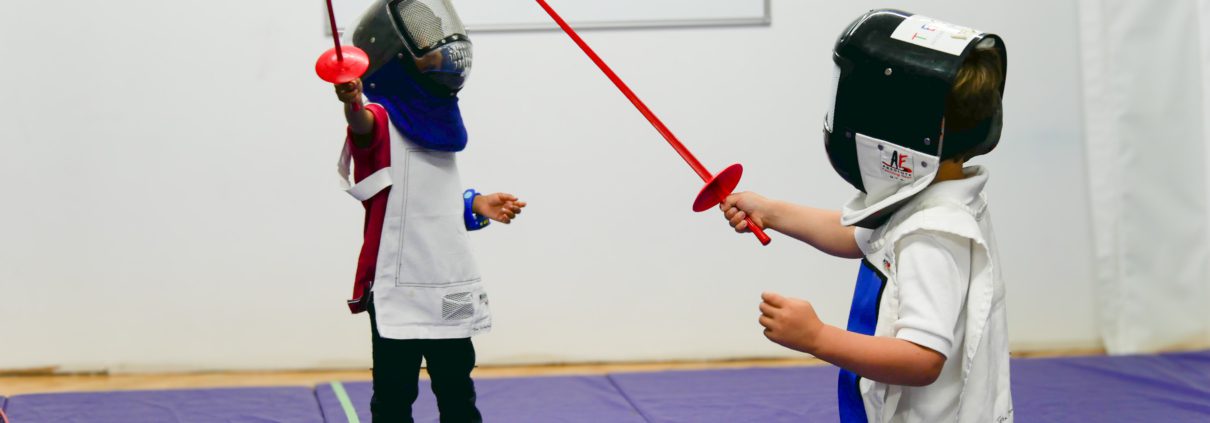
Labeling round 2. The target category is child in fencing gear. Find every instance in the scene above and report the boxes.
[720,9,1012,422]
[331,1,526,421]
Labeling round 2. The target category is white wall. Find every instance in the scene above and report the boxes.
[0,0,1097,372]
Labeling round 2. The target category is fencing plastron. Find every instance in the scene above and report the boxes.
[845,168,1012,423]
[338,103,492,340]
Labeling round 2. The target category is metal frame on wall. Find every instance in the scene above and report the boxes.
[327,0,770,35]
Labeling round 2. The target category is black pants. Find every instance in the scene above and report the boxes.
[369,302,482,423]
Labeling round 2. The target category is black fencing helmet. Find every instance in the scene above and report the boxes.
[823,9,1007,228]
[352,0,473,94]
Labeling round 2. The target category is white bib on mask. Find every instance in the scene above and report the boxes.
[841,133,940,227]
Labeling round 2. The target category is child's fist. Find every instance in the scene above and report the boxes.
[473,193,527,224]
[334,78,364,105]
[758,292,824,354]
[720,191,772,233]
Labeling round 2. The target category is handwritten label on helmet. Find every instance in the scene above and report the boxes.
[890,15,981,56]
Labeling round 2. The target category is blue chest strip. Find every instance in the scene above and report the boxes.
[839,259,888,423]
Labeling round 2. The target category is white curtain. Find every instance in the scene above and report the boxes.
[1080,0,1210,354]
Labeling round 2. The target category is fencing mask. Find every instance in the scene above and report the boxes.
[350,0,473,151]
[353,0,473,94]
[823,9,1007,228]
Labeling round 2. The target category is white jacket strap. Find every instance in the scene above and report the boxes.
[338,142,393,202]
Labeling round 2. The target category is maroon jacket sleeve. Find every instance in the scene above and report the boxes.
[345,104,392,314]
[347,104,392,183]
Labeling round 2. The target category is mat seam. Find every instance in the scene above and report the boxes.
[606,374,654,423]
[312,384,332,423]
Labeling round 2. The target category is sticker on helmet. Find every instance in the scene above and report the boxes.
[890,15,982,56]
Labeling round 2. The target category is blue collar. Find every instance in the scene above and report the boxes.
[363,59,468,152]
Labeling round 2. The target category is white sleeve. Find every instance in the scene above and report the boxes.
[854,227,875,256]
[892,232,971,359]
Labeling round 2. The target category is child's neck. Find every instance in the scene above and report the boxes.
[933,160,967,183]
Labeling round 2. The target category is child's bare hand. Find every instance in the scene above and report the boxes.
[720,191,773,233]
[759,292,824,354]
[334,78,364,104]
[473,193,527,224]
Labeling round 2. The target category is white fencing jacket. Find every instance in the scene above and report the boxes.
[845,166,1012,423]
[338,104,491,340]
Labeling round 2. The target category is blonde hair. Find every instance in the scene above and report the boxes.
[944,47,1004,137]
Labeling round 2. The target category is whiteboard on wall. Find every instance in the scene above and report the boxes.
[327,0,770,34]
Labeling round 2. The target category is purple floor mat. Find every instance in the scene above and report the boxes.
[606,351,1210,423]
[607,366,840,423]
[317,375,645,423]
[3,351,1206,422]
[1011,350,1210,423]
[4,387,323,423]
[1165,349,1210,381]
